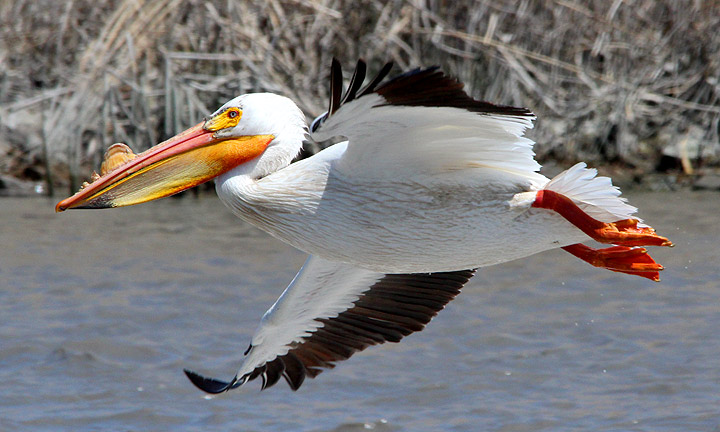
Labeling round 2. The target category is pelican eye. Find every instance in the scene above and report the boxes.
[205,107,243,131]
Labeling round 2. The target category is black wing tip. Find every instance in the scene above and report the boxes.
[376,64,533,117]
[340,59,368,105]
[323,59,532,123]
[328,58,344,115]
[183,369,236,394]
[313,59,395,133]
[183,268,478,394]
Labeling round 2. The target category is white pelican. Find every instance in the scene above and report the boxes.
[56,59,672,393]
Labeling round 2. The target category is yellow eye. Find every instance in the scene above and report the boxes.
[205,107,242,132]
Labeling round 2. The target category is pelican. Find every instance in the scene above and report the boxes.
[56,59,672,393]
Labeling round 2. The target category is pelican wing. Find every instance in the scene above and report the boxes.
[311,60,542,181]
[184,256,475,393]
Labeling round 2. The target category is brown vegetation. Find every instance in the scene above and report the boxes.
[1,0,719,195]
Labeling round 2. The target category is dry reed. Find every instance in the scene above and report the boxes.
[1,0,718,194]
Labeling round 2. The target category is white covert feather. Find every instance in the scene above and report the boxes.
[208,92,649,389]
[237,256,382,379]
[313,94,544,183]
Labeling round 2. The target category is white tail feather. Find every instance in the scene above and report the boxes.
[543,163,640,223]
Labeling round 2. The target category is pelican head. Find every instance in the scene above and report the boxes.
[55,93,306,212]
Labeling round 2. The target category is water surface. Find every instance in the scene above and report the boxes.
[1,191,718,431]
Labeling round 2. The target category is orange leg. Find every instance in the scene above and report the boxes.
[532,189,672,281]
[562,244,663,282]
[532,190,673,247]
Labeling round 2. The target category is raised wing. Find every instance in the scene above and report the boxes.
[311,60,542,182]
[184,256,476,393]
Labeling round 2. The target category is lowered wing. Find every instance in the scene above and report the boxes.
[184,255,475,392]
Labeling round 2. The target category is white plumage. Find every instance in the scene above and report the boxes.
[56,59,671,393]
[191,62,669,393]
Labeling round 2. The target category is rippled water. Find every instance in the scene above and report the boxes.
[2,191,719,431]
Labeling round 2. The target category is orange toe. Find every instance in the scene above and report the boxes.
[593,219,673,247]
[562,244,663,282]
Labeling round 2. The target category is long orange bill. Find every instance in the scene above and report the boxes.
[55,122,273,212]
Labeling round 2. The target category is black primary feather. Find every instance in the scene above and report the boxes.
[310,59,394,133]
[312,60,532,135]
[183,269,476,393]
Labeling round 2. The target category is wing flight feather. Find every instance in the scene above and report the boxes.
[184,256,475,392]
[311,60,541,182]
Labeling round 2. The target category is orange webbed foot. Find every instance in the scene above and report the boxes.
[532,185,671,281]
[562,244,663,282]
[592,218,673,247]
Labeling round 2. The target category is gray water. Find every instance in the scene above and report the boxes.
[1,191,718,431]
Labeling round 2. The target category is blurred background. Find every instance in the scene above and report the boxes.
[1,0,719,196]
[3,3,720,431]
